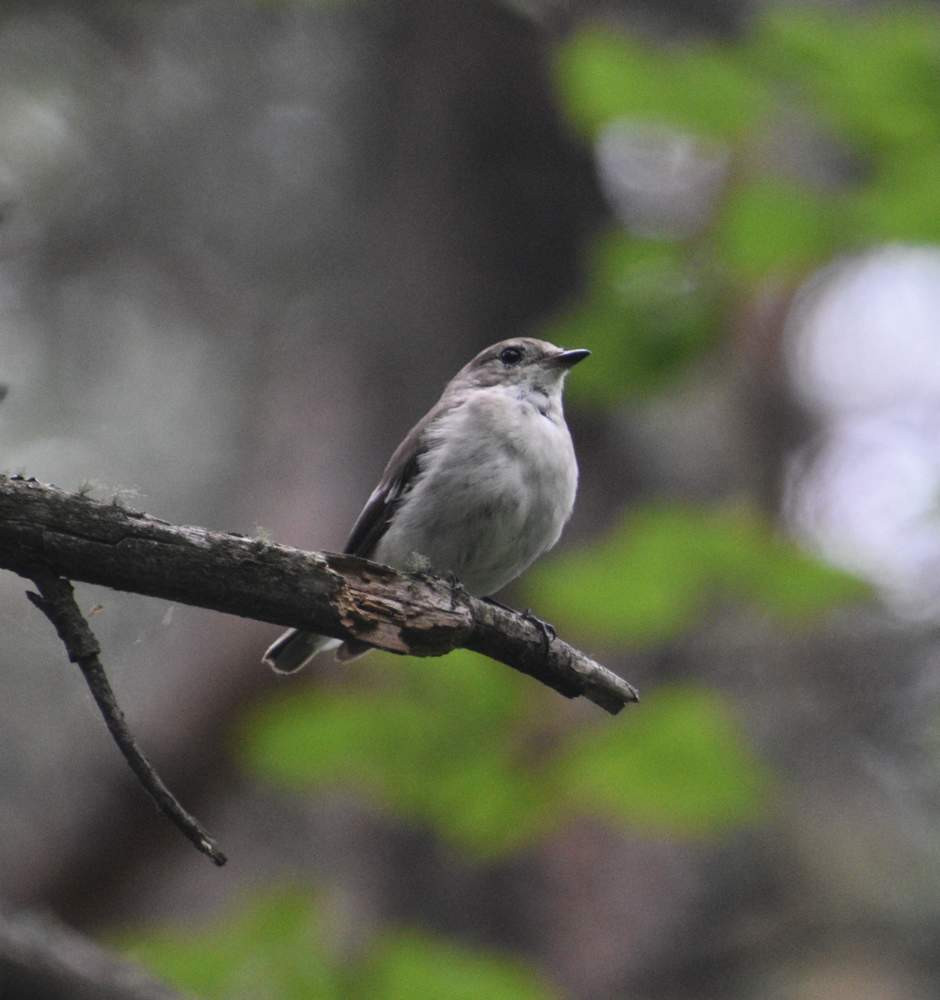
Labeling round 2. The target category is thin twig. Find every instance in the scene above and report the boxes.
[25,570,227,867]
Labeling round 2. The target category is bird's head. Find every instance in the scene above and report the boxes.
[454,338,590,403]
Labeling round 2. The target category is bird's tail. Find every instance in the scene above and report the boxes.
[262,629,341,674]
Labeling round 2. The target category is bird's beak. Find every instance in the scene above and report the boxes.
[553,348,591,368]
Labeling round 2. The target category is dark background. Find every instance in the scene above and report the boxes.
[3,1,940,997]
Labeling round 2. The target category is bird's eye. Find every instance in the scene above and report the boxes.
[499,346,524,366]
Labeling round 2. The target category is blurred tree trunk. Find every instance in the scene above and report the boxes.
[1,0,606,934]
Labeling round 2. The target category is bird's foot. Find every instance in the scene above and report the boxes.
[483,597,556,656]
[445,571,469,609]
[522,608,556,655]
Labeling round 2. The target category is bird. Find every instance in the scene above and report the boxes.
[263,337,590,672]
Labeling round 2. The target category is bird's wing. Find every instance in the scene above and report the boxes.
[343,401,445,558]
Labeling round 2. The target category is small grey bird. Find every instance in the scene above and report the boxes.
[263,337,590,672]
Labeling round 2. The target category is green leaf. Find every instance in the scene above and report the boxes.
[526,504,866,646]
[555,29,765,139]
[751,8,940,153]
[546,232,720,404]
[241,652,553,856]
[242,629,778,850]
[356,931,556,1000]
[847,150,940,244]
[552,686,769,834]
[121,893,555,1000]
[119,891,340,1000]
[715,179,842,280]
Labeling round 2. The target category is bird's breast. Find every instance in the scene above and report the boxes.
[374,389,578,595]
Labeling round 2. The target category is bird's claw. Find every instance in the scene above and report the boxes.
[522,608,556,654]
[445,571,468,609]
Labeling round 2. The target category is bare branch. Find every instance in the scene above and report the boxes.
[25,570,226,866]
[0,904,180,1000]
[0,475,638,713]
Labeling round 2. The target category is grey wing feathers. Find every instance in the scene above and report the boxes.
[342,458,415,556]
[265,400,442,673]
[342,404,440,557]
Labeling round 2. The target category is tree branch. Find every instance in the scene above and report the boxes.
[0,904,180,1000]
[25,570,226,866]
[0,475,638,713]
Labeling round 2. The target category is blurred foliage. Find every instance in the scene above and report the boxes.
[556,30,767,140]
[121,890,554,1000]
[243,652,551,856]
[122,891,340,999]
[357,931,555,1000]
[242,653,769,852]
[714,179,840,282]
[751,8,940,155]
[526,504,867,646]
[551,7,940,402]
[128,5,908,990]
[549,233,720,403]
[555,686,768,833]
